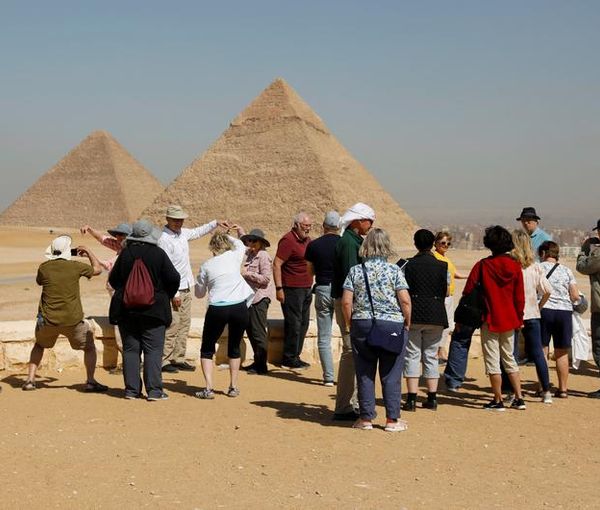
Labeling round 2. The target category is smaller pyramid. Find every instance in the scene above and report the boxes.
[0,131,164,229]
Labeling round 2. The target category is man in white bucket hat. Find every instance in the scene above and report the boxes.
[22,235,106,392]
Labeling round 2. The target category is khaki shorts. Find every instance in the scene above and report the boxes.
[481,323,519,375]
[35,320,93,350]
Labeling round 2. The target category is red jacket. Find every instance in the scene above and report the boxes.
[463,254,524,332]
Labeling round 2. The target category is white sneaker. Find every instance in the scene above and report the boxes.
[542,391,553,405]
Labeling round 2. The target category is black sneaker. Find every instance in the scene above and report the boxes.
[281,359,306,370]
[510,398,527,410]
[297,359,311,368]
[402,399,417,412]
[483,400,506,412]
[422,399,438,411]
[161,364,179,373]
[588,388,600,399]
[171,361,196,372]
[147,392,169,401]
[332,410,360,421]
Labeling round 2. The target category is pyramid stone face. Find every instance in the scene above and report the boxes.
[0,131,164,229]
[143,79,416,245]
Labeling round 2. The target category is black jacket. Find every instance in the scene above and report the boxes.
[403,252,448,328]
[108,242,180,326]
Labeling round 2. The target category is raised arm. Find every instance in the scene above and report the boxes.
[80,225,104,245]
[76,245,102,276]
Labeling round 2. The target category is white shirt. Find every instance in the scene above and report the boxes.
[195,236,254,306]
[522,263,552,320]
[158,221,217,290]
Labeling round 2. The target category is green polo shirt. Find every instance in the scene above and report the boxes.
[37,259,94,326]
[331,228,363,299]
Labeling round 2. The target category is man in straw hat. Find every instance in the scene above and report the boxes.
[22,235,107,392]
[331,202,376,420]
[158,205,229,373]
[577,219,600,399]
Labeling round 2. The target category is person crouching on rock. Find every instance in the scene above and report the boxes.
[22,235,107,393]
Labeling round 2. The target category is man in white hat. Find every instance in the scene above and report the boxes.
[305,210,341,385]
[22,236,106,392]
[158,204,229,373]
[331,202,376,420]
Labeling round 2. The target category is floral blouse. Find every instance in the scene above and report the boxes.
[343,257,409,322]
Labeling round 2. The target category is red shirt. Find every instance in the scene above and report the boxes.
[276,230,312,288]
[463,254,524,332]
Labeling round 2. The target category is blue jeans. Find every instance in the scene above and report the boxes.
[314,284,335,383]
[350,319,406,420]
[443,324,475,389]
[523,319,550,391]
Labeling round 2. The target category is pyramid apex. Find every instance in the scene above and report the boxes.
[231,79,328,133]
[87,129,113,140]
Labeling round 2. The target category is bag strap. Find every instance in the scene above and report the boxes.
[361,263,377,320]
[546,263,559,279]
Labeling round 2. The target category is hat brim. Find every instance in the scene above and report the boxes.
[107,229,130,236]
[516,215,540,221]
[44,245,71,261]
[125,234,158,246]
[166,213,189,219]
[240,234,270,248]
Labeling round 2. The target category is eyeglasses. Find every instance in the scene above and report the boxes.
[438,241,452,247]
[298,223,312,229]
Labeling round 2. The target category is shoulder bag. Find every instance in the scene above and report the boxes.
[361,263,407,354]
[454,260,486,328]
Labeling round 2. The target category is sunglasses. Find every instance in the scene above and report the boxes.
[438,241,452,247]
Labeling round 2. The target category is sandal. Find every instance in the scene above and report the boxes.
[195,388,215,400]
[226,386,240,398]
[84,381,108,393]
[554,390,568,399]
[385,419,409,432]
[22,380,36,391]
[352,419,373,430]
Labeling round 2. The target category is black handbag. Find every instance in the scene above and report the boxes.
[454,260,486,328]
[361,263,407,354]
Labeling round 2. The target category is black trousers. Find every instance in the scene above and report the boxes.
[119,316,166,399]
[247,298,270,369]
[201,302,249,359]
[281,287,312,363]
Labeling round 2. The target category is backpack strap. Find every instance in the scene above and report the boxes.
[361,263,377,320]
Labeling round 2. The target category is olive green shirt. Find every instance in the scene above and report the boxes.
[37,259,94,326]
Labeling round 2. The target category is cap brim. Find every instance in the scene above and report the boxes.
[240,235,270,247]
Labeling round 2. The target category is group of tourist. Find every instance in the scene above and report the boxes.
[21,202,600,433]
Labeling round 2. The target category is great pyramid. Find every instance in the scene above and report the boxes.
[0,130,164,229]
[143,78,416,244]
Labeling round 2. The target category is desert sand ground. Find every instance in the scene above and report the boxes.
[0,227,598,509]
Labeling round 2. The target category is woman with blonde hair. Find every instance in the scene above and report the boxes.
[195,227,254,399]
[511,230,553,403]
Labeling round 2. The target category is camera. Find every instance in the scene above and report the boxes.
[70,248,79,256]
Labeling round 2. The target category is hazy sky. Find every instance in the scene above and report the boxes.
[1,1,598,228]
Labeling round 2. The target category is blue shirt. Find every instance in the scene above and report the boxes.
[530,227,552,261]
[343,257,409,322]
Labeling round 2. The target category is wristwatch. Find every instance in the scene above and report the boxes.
[276,286,283,291]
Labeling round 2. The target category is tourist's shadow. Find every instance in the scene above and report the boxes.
[251,400,341,427]
[2,373,58,389]
[162,378,197,396]
[266,368,324,386]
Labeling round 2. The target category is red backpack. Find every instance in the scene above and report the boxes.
[123,257,155,309]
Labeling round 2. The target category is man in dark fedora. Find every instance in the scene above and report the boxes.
[516,207,552,261]
[576,219,600,398]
